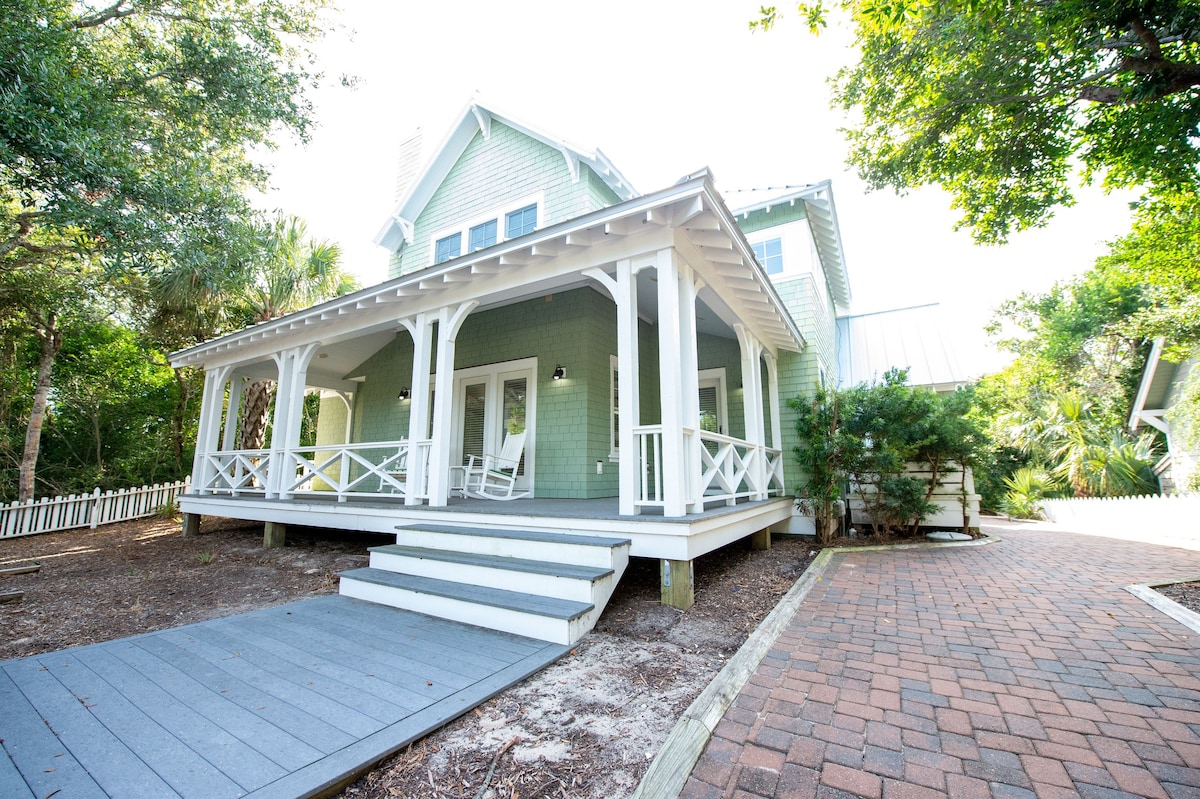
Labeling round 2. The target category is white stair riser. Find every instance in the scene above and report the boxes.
[369,551,610,604]
[339,578,591,646]
[396,530,622,569]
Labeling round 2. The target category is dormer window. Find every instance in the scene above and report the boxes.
[435,233,462,264]
[469,220,497,252]
[428,193,543,266]
[505,204,537,238]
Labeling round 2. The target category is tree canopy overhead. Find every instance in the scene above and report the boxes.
[0,0,331,271]
[754,1,1200,243]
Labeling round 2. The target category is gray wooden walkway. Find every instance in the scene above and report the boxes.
[0,595,568,799]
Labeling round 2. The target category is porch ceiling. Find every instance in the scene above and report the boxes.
[169,172,806,373]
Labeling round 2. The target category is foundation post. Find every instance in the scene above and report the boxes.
[660,559,694,611]
[263,521,287,549]
[751,527,772,551]
[181,513,201,538]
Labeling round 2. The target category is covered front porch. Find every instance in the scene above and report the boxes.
[171,173,805,610]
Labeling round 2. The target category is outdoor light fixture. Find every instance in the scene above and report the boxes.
[397,387,411,400]
[552,364,566,380]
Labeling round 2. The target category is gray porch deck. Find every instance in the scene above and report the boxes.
[0,594,568,799]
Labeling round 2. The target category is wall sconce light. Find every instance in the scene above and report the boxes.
[552,364,566,381]
[397,387,411,400]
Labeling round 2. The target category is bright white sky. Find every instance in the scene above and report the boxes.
[254,0,1137,378]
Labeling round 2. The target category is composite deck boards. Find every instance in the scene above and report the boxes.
[41,651,246,799]
[234,610,475,697]
[68,646,290,789]
[182,623,409,724]
[304,596,534,671]
[102,638,326,771]
[0,595,568,799]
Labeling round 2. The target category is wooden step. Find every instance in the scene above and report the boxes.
[368,545,613,603]
[394,524,630,569]
[338,567,595,646]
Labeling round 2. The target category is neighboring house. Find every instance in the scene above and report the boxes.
[1130,337,1200,494]
[169,102,928,644]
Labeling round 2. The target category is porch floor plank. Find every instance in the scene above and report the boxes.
[1,595,568,799]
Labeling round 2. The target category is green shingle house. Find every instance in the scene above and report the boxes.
[169,102,855,644]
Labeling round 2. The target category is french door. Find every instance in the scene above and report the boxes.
[450,358,536,493]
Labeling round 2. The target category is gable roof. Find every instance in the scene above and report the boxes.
[729,182,852,313]
[171,171,807,380]
[1129,337,1178,433]
[374,101,638,251]
[836,303,967,391]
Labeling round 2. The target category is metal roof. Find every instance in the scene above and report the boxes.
[836,304,968,390]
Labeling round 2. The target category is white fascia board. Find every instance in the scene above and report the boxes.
[1129,336,1166,430]
[374,101,639,250]
[703,186,808,354]
[172,175,803,368]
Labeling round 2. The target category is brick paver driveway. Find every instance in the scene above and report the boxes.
[682,523,1200,799]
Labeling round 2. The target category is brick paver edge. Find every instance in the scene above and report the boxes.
[629,533,999,799]
[1124,579,1200,636]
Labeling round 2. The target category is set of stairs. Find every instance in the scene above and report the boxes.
[338,523,631,645]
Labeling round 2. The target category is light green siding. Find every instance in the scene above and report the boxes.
[389,122,623,279]
[314,287,763,500]
[735,202,807,236]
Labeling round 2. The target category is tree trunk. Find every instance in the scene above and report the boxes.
[20,314,63,502]
[239,379,275,450]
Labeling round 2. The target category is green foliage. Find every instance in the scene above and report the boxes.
[985,262,1151,430]
[997,391,1160,497]
[754,1,1200,243]
[789,382,862,545]
[999,467,1056,519]
[0,0,330,272]
[791,369,985,540]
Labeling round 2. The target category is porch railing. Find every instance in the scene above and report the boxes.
[201,448,272,495]
[199,440,434,501]
[632,426,785,510]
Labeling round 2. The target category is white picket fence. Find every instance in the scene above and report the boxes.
[1040,493,1200,540]
[0,478,191,539]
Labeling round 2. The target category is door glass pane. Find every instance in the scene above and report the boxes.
[502,377,527,475]
[462,383,486,465]
[699,386,720,433]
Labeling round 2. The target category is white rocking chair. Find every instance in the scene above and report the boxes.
[464,432,529,500]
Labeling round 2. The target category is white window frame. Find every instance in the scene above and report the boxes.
[698,367,728,435]
[428,191,544,266]
[750,236,784,276]
[609,354,619,461]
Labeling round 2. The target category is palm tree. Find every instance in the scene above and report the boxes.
[235,215,357,450]
[149,213,358,452]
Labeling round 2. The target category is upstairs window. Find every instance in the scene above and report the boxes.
[505,204,537,239]
[751,238,783,275]
[469,219,497,253]
[435,233,461,264]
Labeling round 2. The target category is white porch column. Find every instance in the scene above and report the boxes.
[221,374,244,452]
[657,248,700,517]
[585,261,641,515]
[266,343,320,498]
[192,365,232,494]
[401,312,434,506]
[765,351,784,491]
[735,325,769,500]
[428,302,477,506]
